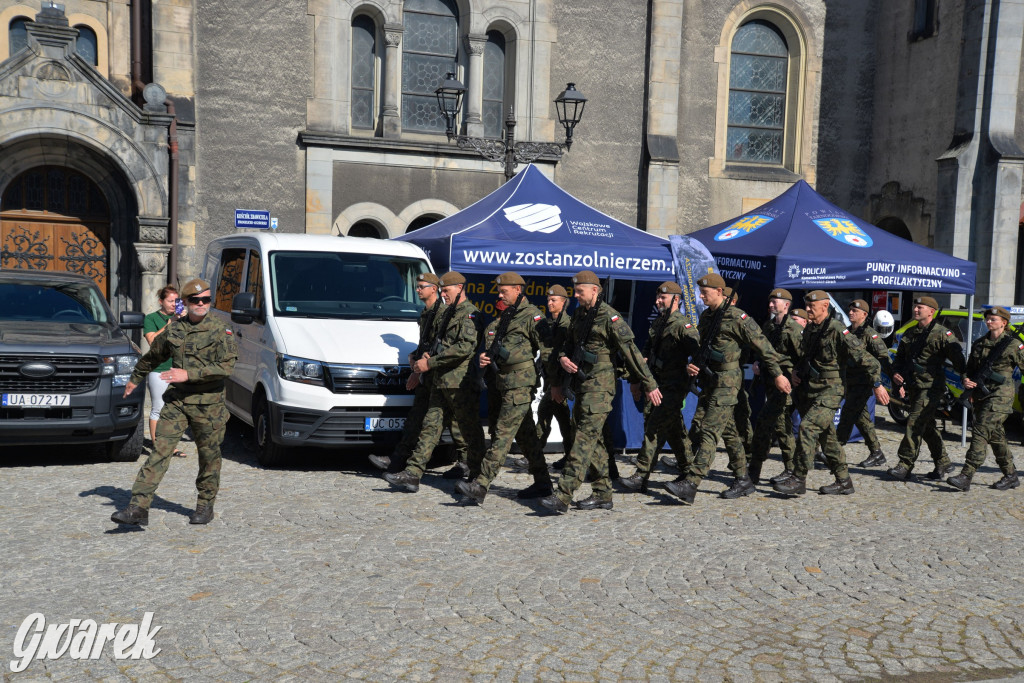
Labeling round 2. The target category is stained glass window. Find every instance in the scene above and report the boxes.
[9,18,28,57]
[482,32,505,139]
[75,25,98,66]
[402,0,458,133]
[727,20,787,164]
[351,15,376,130]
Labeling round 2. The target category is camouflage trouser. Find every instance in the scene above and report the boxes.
[474,386,551,490]
[963,401,1015,476]
[896,386,949,470]
[555,389,614,504]
[634,388,691,477]
[735,385,753,455]
[129,397,228,510]
[689,387,747,465]
[393,383,465,469]
[406,385,485,478]
[537,386,574,457]
[835,383,881,453]
[687,389,747,484]
[750,385,796,472]
[792,388,847,479]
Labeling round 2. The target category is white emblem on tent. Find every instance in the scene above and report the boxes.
[502,204,563,233]
[787,263,801,279]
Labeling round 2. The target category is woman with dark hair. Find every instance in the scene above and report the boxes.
[142,285,186,456]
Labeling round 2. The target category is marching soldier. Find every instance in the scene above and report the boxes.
[619,281,699,493]
[540,270,660,513]
[536,285,575,463]
[947,307,1024,491]
[836,299,892,468]
[887,296,966,482]
[381,271,485,492]
[667,274,791,504]
[774,291,890,496]
[748,288,803,485]
[456,272,553,504]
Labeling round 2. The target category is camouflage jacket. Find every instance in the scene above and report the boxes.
[698,305,785,400]
[537,309,570,381]
[130,314,238,405]
[759,314,803,377]
[425,298,481,389]
[798,318,880,401]
[965,332,1024,412]
[894,320,965,391]
[845,324,892,385]
[560,302,657,394]
[483,299,544,391]
[643,309,699,389]
[412,298,445,387]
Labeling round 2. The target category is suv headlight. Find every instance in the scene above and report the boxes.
[277,354,325,386]
[102,354,139,387]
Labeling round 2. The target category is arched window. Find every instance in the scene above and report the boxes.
[406,215,440,233]
[402,0,459,133]
[9,17,28,57]
[727,20,787,164]
[75,25,98,65]
[351,15,378,130]
[482,31,506,139]
[349,221,383,238]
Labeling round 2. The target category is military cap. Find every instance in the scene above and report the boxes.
[546,284,568,298]
[986,306,1011,322]
[696,273,726,289]
[417,273,441,286]
[494,271,526,286]
[791,308,808,319]
[914,295,939,311]
[657,281,683,295]
[804,289,830,303]
[849,299,870,314]
[181,278,210,296]
[439,271,466,286]
[769,288,792,301]
[572,270,601,286]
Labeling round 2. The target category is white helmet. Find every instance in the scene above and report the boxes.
[873,310,895,338]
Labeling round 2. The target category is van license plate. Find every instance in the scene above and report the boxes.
[364,417,405,432]
[2,393,70,407]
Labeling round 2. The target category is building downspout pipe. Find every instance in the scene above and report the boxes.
[165,99,179,286]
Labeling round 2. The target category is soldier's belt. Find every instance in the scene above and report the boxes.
[499,360,535,374]
[813,370,841,379]
[173,380,225,394]
[708,361,740,371]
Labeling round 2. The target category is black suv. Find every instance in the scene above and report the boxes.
[0,270,146,461]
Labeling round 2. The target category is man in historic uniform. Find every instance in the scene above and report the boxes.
[947,306,1024,491]
[836,299,893,468]
[111,278,238,526]
[619,281,699,493]
[774,290,890,496]
[381,271,485,492]
[540,270,660,513]
[456,272,553,504]
[887,296,966,482]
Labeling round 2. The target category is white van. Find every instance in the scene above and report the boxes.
[202,233,434,466]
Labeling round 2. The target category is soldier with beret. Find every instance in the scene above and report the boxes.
[666,273,791,504]
[535,284,576,465]
[619,281,699,493]
[540,270,660,513]
[382,271,486,493]
[774,290,890,496]
[947,306,1024,491]
[456,272,553,504]
[111,278,238,526]
[836,299,893,468]
[887,295,966,482]
[791,309,808,328]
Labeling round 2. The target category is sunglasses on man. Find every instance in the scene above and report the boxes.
[187,296,212,305]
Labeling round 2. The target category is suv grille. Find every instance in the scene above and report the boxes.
[324,364,413,396]
[0,354,101,393]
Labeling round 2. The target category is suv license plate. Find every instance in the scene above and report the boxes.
[2,393,70,407]
[364,417,405,432]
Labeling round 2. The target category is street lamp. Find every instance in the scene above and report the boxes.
[434,73,587,181]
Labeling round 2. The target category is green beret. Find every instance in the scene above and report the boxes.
[657,281,683,295]
[804,289,830,303]
[914,295,939,310]
[494,271,526,286]
[987,306,1011,322]
[546,284,568,298]
[849,299,869,314]
[181,278,210,296]
[791,308,808,319]
[417,273,440,286]
[572,270,601,286]
[697,273,726,289]
[439,271,466,286]
[769,288,792,302]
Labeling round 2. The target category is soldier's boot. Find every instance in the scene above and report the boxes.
[992,473,1020,491]
[505,455,529,469]
[516,478,553,499]
[660,455,678,471]
[574,494,613,510]
[665,477,698,505]
[550,456,567,470]
[720,475,755,499]
[773,476,806,496]
[819,477,854,495]
[858,449,886,468]
[814,450,827,469]
[110,504,149,526]
[887,464,912,481]
[383,470,420,492]
[946,471,972,491]
[619,472,650,493]
[441,461,470,480]
[189,504,214,525]
[926,460,956,480]
[455,480,487,505]
[368,454,391,471]
[539,494,569,515]
[770,470,795,485]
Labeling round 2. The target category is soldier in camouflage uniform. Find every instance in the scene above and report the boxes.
[774,291,890,496]
[666,273,791,504]
[947,307,1024,491]
[536,285,575,462]
[836,299,893,468]
[887,296,966,482]
[111,278,238,526]
[382,271,486,492]
[540,270,661,513]
[748,288,803,485]
[456,272,553,504]
[619,281,699,493]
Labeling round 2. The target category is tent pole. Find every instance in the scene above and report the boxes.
[961,293,974,447]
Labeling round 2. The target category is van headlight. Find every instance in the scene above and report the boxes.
[277,354,325,386]
[102,354,139,387]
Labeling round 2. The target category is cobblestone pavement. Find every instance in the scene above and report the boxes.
[3,409,1024,682]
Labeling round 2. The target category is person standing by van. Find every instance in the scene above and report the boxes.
[142,285,186,456]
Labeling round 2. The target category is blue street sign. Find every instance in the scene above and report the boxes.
[234,209,271,229]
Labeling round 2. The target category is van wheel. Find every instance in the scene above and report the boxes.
[106,419,145,462]
[254,397,288,468]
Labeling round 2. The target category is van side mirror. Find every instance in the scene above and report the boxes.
[120,311,144,329]
[231,292,260,324]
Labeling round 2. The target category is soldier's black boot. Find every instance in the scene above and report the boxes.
[720,475,755,499]
[619,472,650,493]
[887,464,912,481]
[927,461,956,480]
[660,455,678,471]
[441,461,470,480]
[517,479,553,499]
[770,469,795,485]
[110,504,149,526]
[946,471,972,491]
[992,473,1020,490]
[551,456,567,470]
[665,477,698,505]
[368,454,391,471]
[539,494,569,515]
[455,479,487,505]
[189,504,214,524]
[857,449,886,467]
[814,450,827,469]
[819,477,854,495]
[773,476,806,496]
[383,470,420,492]
[574,495,613,510]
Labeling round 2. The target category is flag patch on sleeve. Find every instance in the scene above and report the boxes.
[611,315,620,322]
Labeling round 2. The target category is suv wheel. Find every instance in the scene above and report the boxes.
[254,396,288,468]
[106,419,144,462]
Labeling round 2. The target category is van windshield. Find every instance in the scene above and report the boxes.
[269,251,429,320]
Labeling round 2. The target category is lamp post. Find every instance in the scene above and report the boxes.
[435,73,587,181]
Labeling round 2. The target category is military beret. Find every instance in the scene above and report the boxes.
[769,288,792,301]
[181,278,210,296]
[494,271,526,286]
[986,306,1011,322]
[417,273,440,286]
[572,270,601,286]
[849,299,869,314]
[914,295,939,310]
[546,284,568,298]
[791,308,808,319]
[697,273,726,289]
[439,271,466,286]
[658,281,683,295]
[804,289,830,303]
[723,286,735,299]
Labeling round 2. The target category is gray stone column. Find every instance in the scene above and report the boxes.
[382,24,403,138]
[134,242,172,353]
[464,34,486,138]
